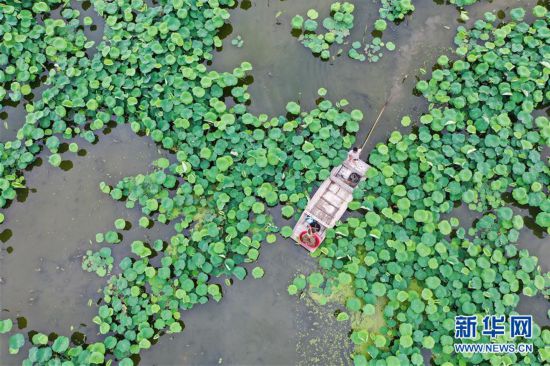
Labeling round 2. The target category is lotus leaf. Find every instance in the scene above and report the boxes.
[0,319,13,334]
[8,333,25,354]
[252,266,265,279]
[336,312,349,321]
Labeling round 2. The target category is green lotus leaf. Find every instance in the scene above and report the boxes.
[114,219,126,230]
[374,19,387,31]
[31,333,48,345]
[252,266,264,279]
[233,266,247,281]
[291,15,304,30]
[346,297,361,312]
[0,318,13,334]
[287,284,298,295]
[52,336,69,353]
[510,7,525,21]
[307,272,324,287]
[48,154,62,167]
[280,226,293,238]
[307,9,319,20]
[281,205,294,218]
[286,101,301,115]
[336,312,349,321]
[8,333,25,354]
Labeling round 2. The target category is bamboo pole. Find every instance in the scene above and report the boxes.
[360,95,392,152]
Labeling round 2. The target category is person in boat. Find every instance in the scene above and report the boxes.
[342,147,362,187]
[347,147,361,164]
[305,215,320,233]
[301,215,321,248]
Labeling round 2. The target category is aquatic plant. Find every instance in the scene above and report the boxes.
[379,0,415,22]
[231,34,244,48]
[291,6,550,365]
[450,0,478,7]
[289,0,497,63]
[252,266,265,279]
[292,2,355,60]
[0,318,13,333]
[289,0,413,62]
[82,247,114,278]
[114,219,126,231]
[8,333,25,355]
[347,0,415,62]
[0,0,91,103]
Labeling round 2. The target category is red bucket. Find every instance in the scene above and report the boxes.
[299,230,321,249]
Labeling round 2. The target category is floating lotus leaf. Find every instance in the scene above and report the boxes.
[0,319,13,334]
[252,266,265,279]
[8,333,25,355]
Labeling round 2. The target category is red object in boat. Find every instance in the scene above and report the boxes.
[299,230,321,250]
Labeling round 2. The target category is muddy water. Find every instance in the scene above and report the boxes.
[0,125,174,364]
[0,0,548,365]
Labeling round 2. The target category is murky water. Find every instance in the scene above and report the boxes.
[0,125,172,363]
[1,0,547,365]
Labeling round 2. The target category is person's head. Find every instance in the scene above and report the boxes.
[352,147,358,152]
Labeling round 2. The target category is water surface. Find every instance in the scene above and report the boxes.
[1,0,547,365]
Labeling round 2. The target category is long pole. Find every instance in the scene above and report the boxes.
[361,96,391,152]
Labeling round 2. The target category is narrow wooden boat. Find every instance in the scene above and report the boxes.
[292,152,370,252]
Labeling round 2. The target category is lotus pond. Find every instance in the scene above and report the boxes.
[0,0,549,365]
